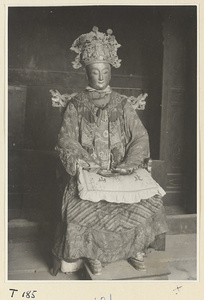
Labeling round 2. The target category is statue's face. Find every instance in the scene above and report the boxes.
[86,62,111,90]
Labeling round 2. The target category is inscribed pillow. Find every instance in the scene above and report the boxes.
[77,168,166,204]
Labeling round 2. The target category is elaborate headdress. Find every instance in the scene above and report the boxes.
[70,26,122,69]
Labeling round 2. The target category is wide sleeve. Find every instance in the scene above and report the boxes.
[56,101,98,176]
[121,101,150,169]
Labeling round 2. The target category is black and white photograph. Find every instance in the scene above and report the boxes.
[7,4,197,285]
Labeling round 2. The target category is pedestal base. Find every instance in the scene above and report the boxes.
[84,251,170,280]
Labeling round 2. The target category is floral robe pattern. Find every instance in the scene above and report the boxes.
[52,91,168,263]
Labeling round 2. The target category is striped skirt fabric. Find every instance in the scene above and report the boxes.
[52,178,168,263]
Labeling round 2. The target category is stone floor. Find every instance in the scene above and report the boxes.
[8,233,197,281]
[164,234,197,280]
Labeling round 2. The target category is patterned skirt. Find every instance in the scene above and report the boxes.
[52,178,168,263]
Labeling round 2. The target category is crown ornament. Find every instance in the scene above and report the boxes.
[70,26,122,69]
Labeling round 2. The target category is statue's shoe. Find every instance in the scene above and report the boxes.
[88,259,102,275]
[128,255,146,272]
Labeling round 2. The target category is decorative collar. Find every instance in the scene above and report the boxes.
[85,85,112,94]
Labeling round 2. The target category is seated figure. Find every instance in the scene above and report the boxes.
[50,26,168,276]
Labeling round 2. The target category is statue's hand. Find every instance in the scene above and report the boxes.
[112,162,140,175]
[97,169,119,177]
[77,159,100,173]
[111,167,134,175]
[77,159,90,170]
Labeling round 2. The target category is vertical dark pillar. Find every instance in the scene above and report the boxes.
[183,9,197,213]
[160,7,197,211]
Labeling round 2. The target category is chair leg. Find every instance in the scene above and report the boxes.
[50,254,61,276]
[150,233,166,251]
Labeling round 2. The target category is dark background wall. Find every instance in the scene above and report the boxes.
[8,6,164,154]
[8,6,197,223]
[8,6,162,75]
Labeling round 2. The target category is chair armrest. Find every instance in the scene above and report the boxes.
[143,158,153,174]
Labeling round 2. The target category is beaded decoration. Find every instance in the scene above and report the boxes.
[70,26,122,69]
